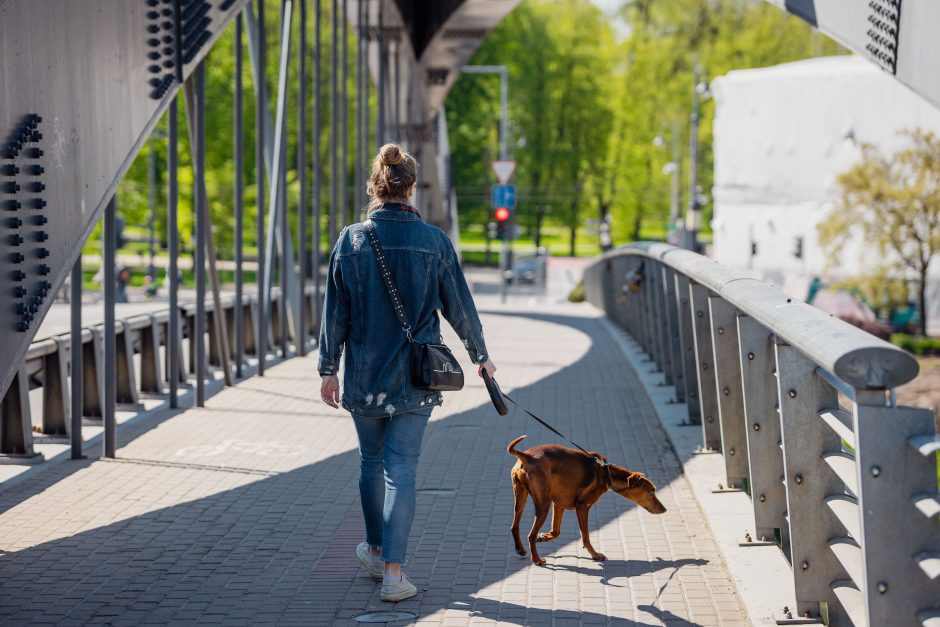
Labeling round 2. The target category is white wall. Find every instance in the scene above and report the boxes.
[711,55,940,329]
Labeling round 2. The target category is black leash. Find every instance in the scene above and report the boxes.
[480,369,613,487]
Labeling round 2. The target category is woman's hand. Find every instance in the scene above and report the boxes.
[478,359,497,377]
[320,375,341,408]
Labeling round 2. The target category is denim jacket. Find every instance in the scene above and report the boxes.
[317,206,490,417]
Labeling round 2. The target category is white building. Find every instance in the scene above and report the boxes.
[710,55,940,332]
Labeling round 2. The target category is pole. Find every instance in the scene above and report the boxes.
[670,117,681,229]
[341,0,349,226]
[376,1,385,148]
[686,62,702,252]
[297,0,308,356]
[234,14,245,377]
[103,197,116,458]
[355,0,363,217]
[70,257,83,459]
[393,38,400,141]
[462,65,511,302]
[329,0,339,244]
[193,61,207,407]
[273,0,292,358]
[168,98,180,408]
[147,140,157,283]
[313,0,323,330]
[255,0,267,375]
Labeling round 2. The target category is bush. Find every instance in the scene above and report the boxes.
[568,281,585,303]
[891,333,940,356]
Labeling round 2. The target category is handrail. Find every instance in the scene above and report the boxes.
[584,243,939,627]
[598,242,918,389]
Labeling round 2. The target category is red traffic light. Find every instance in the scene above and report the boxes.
[494,207,510,222]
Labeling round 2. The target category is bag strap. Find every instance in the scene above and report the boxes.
[363,220,415,343]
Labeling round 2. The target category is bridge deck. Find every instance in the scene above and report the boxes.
[0,297,748,626]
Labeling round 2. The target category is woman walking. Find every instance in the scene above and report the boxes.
[318,143,496,602]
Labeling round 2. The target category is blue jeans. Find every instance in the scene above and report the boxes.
[352,407,432,564]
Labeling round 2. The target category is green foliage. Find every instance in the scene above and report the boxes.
[448,0,842,254]
[891,334,940,356]
[100,0,359,270]
[568,281,586,303]
[818,129,940,336]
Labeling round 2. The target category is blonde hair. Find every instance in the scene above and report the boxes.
[367,143,418,213]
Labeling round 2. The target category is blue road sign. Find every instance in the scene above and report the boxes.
[491,184,517,209]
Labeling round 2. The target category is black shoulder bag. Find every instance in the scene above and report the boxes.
[363,220,464,392]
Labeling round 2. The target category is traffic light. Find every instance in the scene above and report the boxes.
[495,206,511,240]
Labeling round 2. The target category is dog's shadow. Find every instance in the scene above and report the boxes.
[539,555,709,587]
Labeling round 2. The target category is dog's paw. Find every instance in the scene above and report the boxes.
[515,546,527,556]
[536,533,555,543]
[591,552,607,562]
[532,557,547,566]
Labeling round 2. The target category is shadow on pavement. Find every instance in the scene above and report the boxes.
[0,310,714,625]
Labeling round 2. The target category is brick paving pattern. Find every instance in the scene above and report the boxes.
[0,300,748,626]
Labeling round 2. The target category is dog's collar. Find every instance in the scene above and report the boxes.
[595,457,614,489]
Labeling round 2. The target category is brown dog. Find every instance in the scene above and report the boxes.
[508,435,667,565]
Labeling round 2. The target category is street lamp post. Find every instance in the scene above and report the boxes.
[462,64,511,302]
[685,61,710,252]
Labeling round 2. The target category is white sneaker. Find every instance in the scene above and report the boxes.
[356,542,383,580]
[381,573,417,602]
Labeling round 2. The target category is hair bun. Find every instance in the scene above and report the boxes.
[380,143,404,166]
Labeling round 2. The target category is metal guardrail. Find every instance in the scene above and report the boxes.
[584,242,939,627]
[0,288,320,462]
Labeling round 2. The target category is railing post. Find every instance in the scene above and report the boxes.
[654,263,674,385]
[115,321,139,406]
[689,282,721,450]
[140,316,164,394]
[674,274,700,424]
[853,400,939,626]
[42,339,71,437]
[651,263,668,373]
[708,297,749,489]
[0,365,41,460]
[82,329,104,419]
[737,315,788,550]
[775,344,848,623]
[663,267,685,402]
[638,262,654,357]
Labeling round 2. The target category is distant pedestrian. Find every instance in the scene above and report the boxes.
[318,143,496,602]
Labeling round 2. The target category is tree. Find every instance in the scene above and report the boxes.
[818,129,940,336]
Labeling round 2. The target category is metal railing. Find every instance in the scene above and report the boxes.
[0,288,320,462]
[583,242,939,627]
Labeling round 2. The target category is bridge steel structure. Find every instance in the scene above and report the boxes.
[0,1,938,621]
[584,244,939,627]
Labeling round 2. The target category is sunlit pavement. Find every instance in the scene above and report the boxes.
[0,289,748,626]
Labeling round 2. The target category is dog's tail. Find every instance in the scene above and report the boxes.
[507,435,528,461]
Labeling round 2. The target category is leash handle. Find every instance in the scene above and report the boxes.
[479,368,601,463]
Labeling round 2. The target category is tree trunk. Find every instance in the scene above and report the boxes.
[918,267,929,336]
[569,224,576,257]
[631,208,642,242]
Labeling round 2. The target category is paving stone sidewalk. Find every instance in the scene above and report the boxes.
[0,299,748,626]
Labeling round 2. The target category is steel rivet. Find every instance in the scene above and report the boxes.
[787,389,797,398]
[759,494,766,502]
[753,423,761,431]
[723,387,730,396]
[706,415,714,423]
[718,327,724,335]
[729,448,735,456]
[697,310,704,318]
[877,581,887,594]
[702,362,709,371]
[801,560,808,570]
[871,466,881,477]
[794,474,803,485]
[747,352,754,360]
